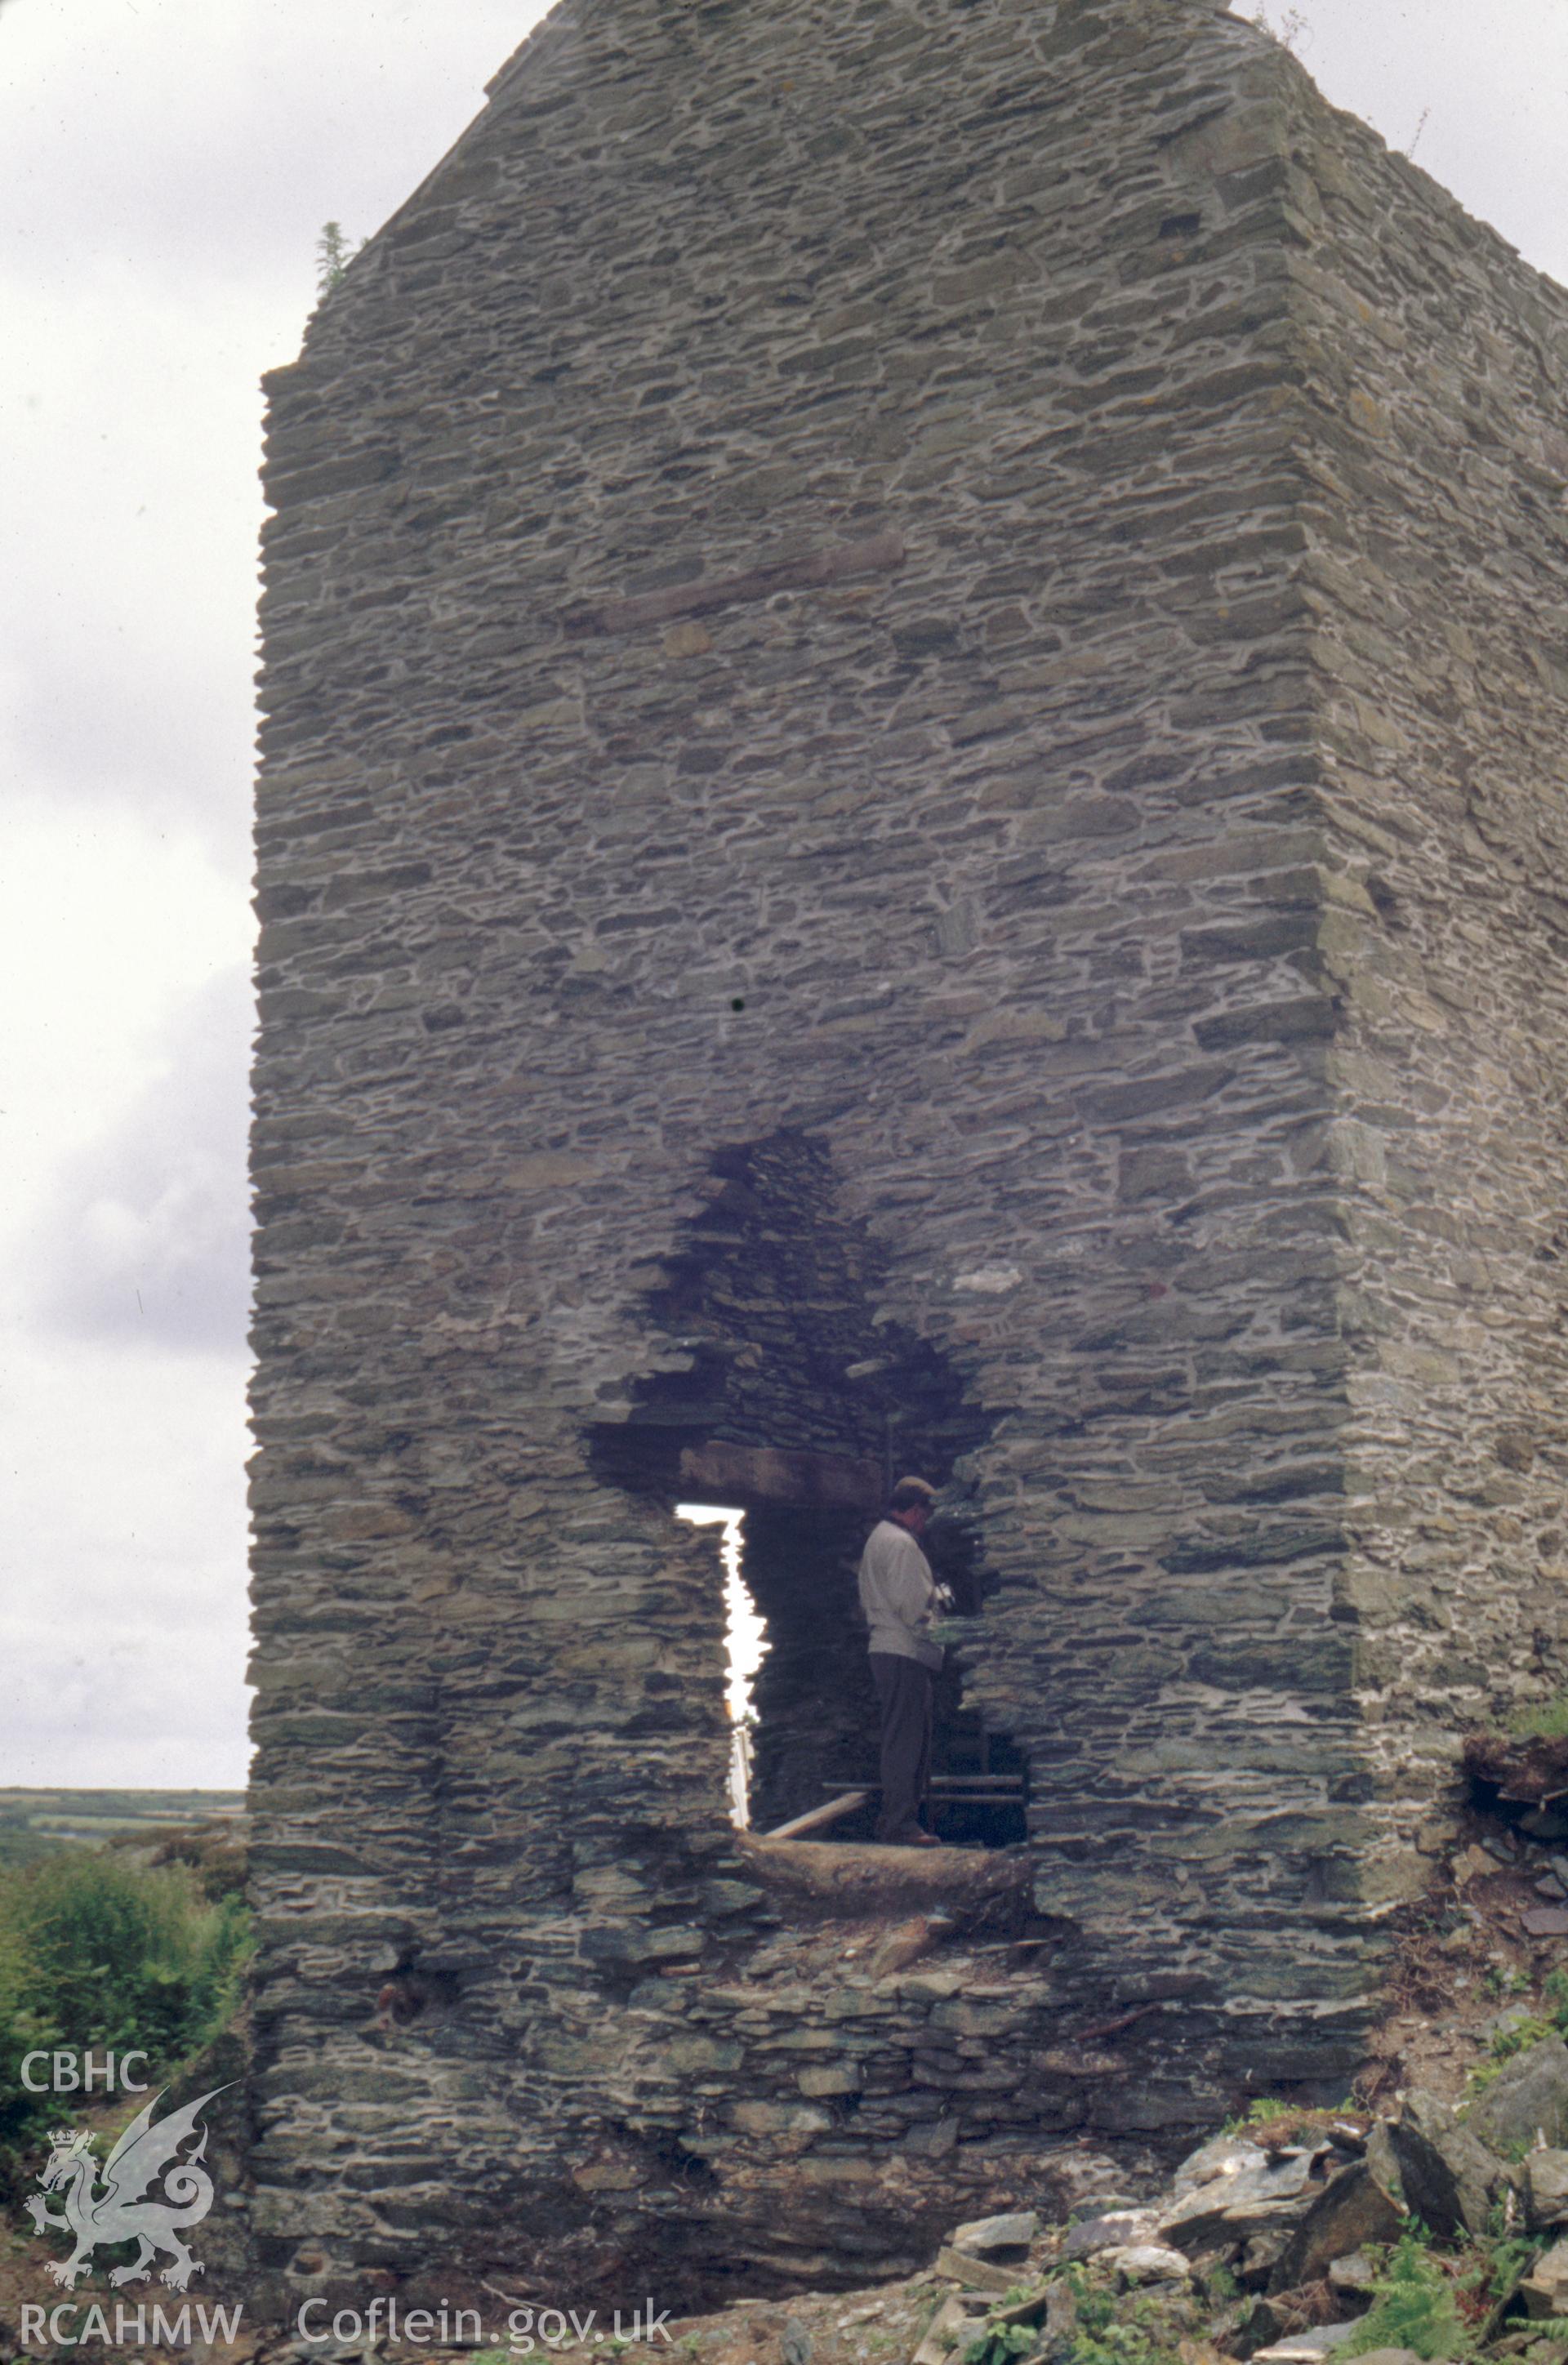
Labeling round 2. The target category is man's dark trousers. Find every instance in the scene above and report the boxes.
[870,1652,934,1844]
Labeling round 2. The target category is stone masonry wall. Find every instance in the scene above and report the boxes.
[249,0,1568,2310]
[1263,68,1568,1875]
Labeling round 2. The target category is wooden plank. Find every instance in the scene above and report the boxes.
[820,1779,1024,1796]
[762,1790,871,1841]
[679,1438,884,1512]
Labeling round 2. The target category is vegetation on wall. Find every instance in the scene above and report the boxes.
[314,220,365,296]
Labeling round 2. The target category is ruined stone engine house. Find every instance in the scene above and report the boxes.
[248,0,1568,2308]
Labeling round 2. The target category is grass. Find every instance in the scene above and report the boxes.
[1464,1966,1568,2098]
[1220,2094,1294,2135]
[1506,1693,1568,1741]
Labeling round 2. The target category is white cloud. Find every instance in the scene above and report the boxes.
[0,0,543,867]
[0,802,250,1218]
[0,1332,252,1787]
[0,0,547,1786]
[27,966,253,1354]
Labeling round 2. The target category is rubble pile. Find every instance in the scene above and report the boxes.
[900,2030,1568,2365]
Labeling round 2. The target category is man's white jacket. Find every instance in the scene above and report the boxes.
[857,1519,943,1671]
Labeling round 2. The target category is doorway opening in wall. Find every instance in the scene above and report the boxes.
[590,1131,1027,1851]
[676,1502,763,1828]
[662,1481,1027,1846]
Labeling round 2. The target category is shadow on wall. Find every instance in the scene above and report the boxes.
[592,1133,1024,1846]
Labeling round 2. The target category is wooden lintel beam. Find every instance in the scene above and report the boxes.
[761,1790,871,1841]
[679,1438,884,1512]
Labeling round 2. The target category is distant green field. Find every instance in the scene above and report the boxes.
[0,1788,246,1864]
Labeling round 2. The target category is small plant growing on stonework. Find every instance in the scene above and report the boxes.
[1345,2231,1468,2361]
[1221,2093,1292,2134]
[1507,1690,1568,1740]
[1066,2291,1169,2365]
[967,2268,1171,2365]
[1463,1993,1568,2096]
[963,2327,1040,2365]
[1454,2194,1547,2309]
[1491,2014,1555,2060]
[1251,5,1307,51]
[314,220,366,297]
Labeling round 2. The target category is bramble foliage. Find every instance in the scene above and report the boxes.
[962,2327,1038,2365]
[1061,2274,1176,2365]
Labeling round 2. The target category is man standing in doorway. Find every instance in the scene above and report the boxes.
[858,1476,947,1848]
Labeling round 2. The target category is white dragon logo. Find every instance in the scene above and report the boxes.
[25,2087,229,2292]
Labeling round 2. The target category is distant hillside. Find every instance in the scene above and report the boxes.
[0,1788,246,1864]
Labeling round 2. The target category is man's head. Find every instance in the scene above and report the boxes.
[888,1475,938,1535]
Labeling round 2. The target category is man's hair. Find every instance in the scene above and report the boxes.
[889,1476,938,1513]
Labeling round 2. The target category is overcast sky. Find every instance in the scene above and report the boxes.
[3,0,1568,1790]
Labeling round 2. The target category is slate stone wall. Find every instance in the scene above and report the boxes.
[247,0,1568,2305]
[1268,69,1568,1875]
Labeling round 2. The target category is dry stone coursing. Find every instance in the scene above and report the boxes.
[250,0,1568,2308]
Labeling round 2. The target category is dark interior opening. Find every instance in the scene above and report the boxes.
[590,1131,1023,1846]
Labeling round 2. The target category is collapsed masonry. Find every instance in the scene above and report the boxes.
[247,0,1568,2316]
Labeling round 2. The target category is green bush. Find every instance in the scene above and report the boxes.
[0,1905,63,2158]
[10,1851,249,2060]
[0,1851,250,2185]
